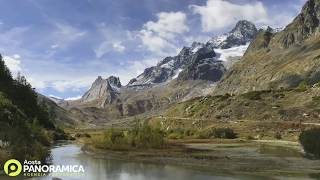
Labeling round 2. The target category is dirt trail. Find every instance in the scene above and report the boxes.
[156,116,320,126]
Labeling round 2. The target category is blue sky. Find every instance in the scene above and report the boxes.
[0,0,306,99]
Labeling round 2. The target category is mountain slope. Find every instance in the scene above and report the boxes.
[38,94,79,126]
[165,86,320,123]
[215,0,320,95]
[0,55,69,162]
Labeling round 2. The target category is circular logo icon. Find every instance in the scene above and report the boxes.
[4,159,22,176]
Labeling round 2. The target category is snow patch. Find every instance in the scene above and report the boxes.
[110,84,120,92]
[191,44,203,53]
[172,68,183,79]
[160,60,174,68]
[208,34,228,47]
[215,43,249,62]
[259,25,284,33]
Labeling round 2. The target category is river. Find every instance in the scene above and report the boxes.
[36,142,320,180]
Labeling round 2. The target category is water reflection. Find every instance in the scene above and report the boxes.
[258,144,302,158]
[34,142,319,180]
[37,143,261,180]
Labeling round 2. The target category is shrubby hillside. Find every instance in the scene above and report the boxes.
[0,54,65,163]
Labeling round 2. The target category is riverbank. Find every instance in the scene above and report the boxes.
[80,138,320,179]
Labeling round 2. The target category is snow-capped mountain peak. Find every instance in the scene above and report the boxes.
[126,20,258,87]
[212,20,257,49]
[190,42,205,53]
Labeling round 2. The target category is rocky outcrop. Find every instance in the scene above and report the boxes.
[277,0,320,48]
[127,42,216,86]
[177,47,225,81]
[245,27,274,54]
[81,76,121,106]
[219,20,258,49]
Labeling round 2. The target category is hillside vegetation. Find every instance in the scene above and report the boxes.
[162,85,320,140]
[0,54,65,163]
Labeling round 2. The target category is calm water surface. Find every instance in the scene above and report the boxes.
[36,143,257,180]
[35,142,318,180]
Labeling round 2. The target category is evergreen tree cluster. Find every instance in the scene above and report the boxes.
[0,54,55,162]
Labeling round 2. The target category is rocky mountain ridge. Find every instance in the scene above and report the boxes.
[215,0,320,95]
[81,76,121,106]
[127,20,258,87]
[209,20,258,49]
[68,20,259,108]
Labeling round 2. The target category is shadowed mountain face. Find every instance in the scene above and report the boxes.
[127,42,220,86]
[215,0,320,95]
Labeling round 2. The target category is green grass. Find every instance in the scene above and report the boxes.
[91,122,166,150]
[166,127,238,140]
[299,128,320,158]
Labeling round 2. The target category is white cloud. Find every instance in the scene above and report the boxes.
[184,35,211,44]
[28,77,47,89]
[49,94,82,101]
[3,55,22,75]
[144,12,189,39]
[94,24,130,58]
[0,27,30,52]
[112,42,125,52]
[55,23,86,40]
[139,29,177,55]
[28,75,95,93]
[50,23,86,51]
[95,41,125,58]
[51,44,59,49]
[20,59,99,92]
[51,79,91,92]
[139,11,189,55]
[12,54,21,59]
[112,57,160,85]
[190,0,268,32]
[128,58,158,76]
[190,0,306,32]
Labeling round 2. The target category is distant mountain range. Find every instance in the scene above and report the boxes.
[49,20,266,125]
[78,20,260,102]
[51,9,318,127]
